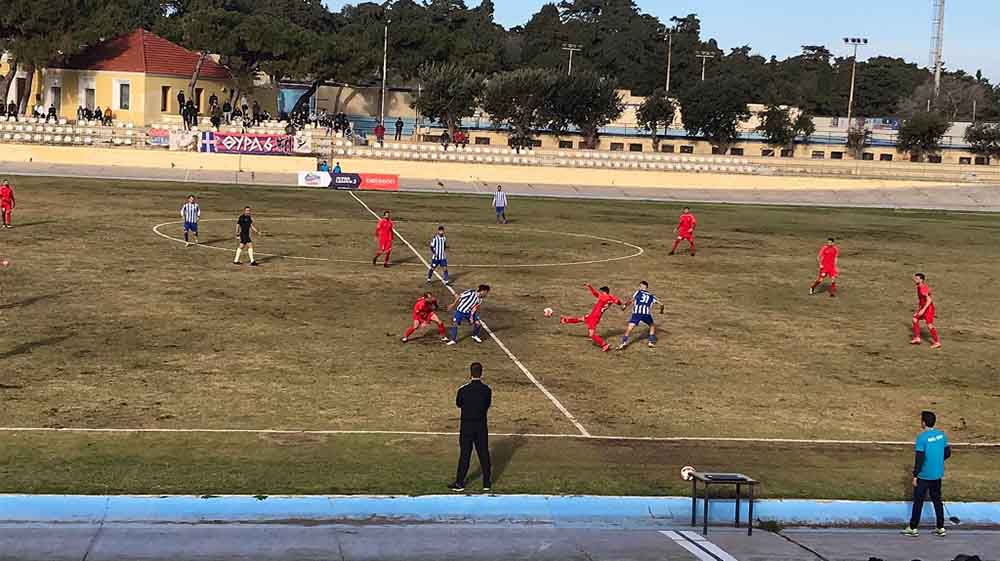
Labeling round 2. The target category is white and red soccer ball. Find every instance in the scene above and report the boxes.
[681,465,696,481]
[543,307,554,318]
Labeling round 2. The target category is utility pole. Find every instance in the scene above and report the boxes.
[562,44,582,76]
[695,51,715,81]
[930,0,946,99]
[843,37,868,127]
[665,30,673,92]
[380,19,391,126]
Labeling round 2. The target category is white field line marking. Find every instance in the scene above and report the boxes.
[348,190,591,437]
[660,531,721,561]
[679,531,740,561]
[152,219,644,268]
[1,427,998,447]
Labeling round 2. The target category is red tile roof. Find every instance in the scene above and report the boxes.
[55,29,230,80]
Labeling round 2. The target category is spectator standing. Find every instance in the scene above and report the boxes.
[76,106,85,122]
[210,103,223,130]
[318,161,329,172]
[440,130,451,151]
[374,121,386,146]
[251,101,261,127]
[394,117,404,141]
[492,185,508,224]
[6,101,17,121]
[333,162,342,174]
[222,99,232,124]
[902,410,952,537]
[208,92,218,109]
[177,91,186,117]
[449,362,492,493]
[0,103,5,120]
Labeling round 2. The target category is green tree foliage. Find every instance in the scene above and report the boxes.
[963,121,1000,164]
[412,62,483,134]
[896,112,951,161]
[846,126,872,159]
[678,77,751,150]
[635,88,676,151]
[545,71,624,148]
[756,105,815,148]
[481,68,555,150]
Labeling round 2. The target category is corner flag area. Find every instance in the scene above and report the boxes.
[1,175,998,499]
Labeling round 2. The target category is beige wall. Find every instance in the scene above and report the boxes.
[0,143,315,173]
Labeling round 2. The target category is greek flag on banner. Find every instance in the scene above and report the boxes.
[199,131,216,153]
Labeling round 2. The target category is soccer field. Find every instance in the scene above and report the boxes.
[2,175,999,499]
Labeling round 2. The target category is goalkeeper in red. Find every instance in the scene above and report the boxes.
[402,292,449,343]
[560,283,623,352]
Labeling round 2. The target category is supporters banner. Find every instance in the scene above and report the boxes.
[329,173,400,191]
[146,128,170,147]
[200,132,294,155]
[298,171,333,188]
[293,135,312,154]
[169,131,197,151]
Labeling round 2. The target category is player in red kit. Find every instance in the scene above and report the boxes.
[560,283,623,352]
[372,210,394,267]
[402,292,449,343]
[912,273,941,348]
[669,207,696,256]
[810,238,840,296]
[0,179,15,229]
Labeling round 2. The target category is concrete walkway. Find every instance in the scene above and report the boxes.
[1,524,994,561]
[4,160,1000,211]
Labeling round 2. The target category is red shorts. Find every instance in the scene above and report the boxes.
[0,203,11,211]
[677,231,694,241]
[379,239,393,252]
[584,314,602,330]
[916,307,936,324]
[414,313,439,325]
[819,267,838,278]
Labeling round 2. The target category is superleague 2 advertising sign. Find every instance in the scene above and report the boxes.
[303,173,398,191]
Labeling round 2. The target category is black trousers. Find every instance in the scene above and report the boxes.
[910,478,944,529]
[455,423,491,486]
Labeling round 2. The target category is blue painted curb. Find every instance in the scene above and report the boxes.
[2,495,999,528]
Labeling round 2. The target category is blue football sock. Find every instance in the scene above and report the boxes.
[427,268,433,280]
[443,270,449,282]
[648,334,657,343]
[449,326,458,341]
[472,323,481,337]
[184,232,189,242]
[621,335,629,344]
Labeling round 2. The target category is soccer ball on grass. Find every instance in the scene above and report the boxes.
[543,307,554,318]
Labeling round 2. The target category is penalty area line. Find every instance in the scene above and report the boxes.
[347,190,591,437]
[0,427,997,447]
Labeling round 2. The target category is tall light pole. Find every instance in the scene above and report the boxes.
[695,51,715,81]
[664,30,673,92]
[844,37,868,127]
[380,18,391,125]
[562,43,582,76]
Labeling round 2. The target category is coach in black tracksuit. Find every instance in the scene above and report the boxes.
[450,362,492,492]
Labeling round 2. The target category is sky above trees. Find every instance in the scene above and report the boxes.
[324,0,1000,82]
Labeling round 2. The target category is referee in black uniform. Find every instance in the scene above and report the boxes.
[450,362,492,492]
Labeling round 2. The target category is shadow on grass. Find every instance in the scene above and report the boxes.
[1,334,74,360]
[0,292,64,310]
[7,220,57,229]
[467,434,528,487]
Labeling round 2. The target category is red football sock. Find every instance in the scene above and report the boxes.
[383,250,391,264]
[403,326,416,338]
[810,280,821,290]
[830,283,837,295]
[913,322,922,338]
[930,328,939,343]
[591,333,606,347]
[436,322,446,336]
[670,240,681,253]
[688,241,696,254]
[561,317,581,324]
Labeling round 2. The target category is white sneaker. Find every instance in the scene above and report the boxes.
[446,340,457,346]
[471,335,483,343]
[615,343,626,351]
[401,337,408,343]
[440,337,451,343]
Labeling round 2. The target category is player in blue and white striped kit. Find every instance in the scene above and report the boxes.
[180,195,201,246]
[617,281,662,350]
[427,226,449,284]
[492,185,508,224]
[447,284,490,345]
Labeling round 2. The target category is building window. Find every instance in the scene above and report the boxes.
[113,80,131,110]
[661,144,675,153]
[530,139,542,148]
[959,157,972,165]
[862,152,875,161]
[780,148,794,158]
[975,156,988,165]
[730,147,744,156]
[194,88,204,111]
[49,86,62,112]
[85,88,96,110]
[831,151,844,160]
[761,148,775,157]
[879,153,893,162]
[475,137,491,145]
[610,142,624,152]
[711,146,724,155]
[629,143,643,152]
[811,151,825,159]
[559,140,573,149]
[680,145,694,154]
[927,155,942,164]
[161,86,171,112]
